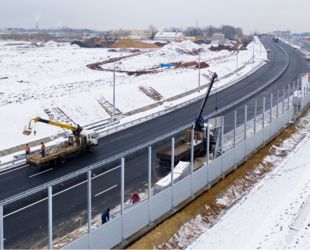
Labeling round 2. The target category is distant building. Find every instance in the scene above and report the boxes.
[212,32,225,41]
[127,29,152,40]
[154,32,184,41]
[109,28,152,40]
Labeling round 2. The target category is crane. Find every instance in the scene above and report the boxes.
[194,72,218,132]
[23,117,83,136]
[23,117,98,168]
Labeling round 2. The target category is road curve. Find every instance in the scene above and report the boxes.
[1,37,309,248]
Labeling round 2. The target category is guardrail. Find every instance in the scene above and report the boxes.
[0,72,308,249]
[0,58,291,206]
[63,78,309,250]
[0,40,269,171]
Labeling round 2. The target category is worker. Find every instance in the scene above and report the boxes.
[130,192,140,204]
[101,208,110,224]
[24,144,30,156]
[40,142,45,157]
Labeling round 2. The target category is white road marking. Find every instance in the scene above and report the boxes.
[29,168,53,178]
[0,165,28,176]
[4,165,121,217]
[94,185,118,197]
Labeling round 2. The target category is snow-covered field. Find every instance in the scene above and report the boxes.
[185,118,310,249]
[0,37,266,156]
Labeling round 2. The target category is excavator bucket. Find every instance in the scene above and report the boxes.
[23,127,32,136]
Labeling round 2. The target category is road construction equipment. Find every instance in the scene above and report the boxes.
[157,72,222,167]
[23,117,98,167]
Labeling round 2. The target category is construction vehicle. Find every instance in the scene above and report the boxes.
[23,117,98,167]
[157,73,222,167]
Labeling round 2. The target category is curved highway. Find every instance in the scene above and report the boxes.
[1,36,309,248]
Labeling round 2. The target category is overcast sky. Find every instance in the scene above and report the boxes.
[0,0,309,34]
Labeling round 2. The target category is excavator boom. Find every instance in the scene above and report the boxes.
[194,72,218,132]
[23,116,82,136]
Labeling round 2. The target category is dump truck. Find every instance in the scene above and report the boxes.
[157,73,222,167]
[23,117,98,168]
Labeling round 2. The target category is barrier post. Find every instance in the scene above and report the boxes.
[171,137,175,209]
[121,158,125,242]
[48,186,53,250]
[262,96,265,143]
[234,110,237,169]
[221,116,224,178]
[0,205,3,250]
[148,146,152,225]
[244,105,247,159]
[87,171,92,248]
[190,128,194,195]
[206,124,210,188]
[277,89,279,118]
[270,93,273,137]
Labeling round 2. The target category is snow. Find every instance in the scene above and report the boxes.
[0,38,266,160]
[154,161,190,194]
[187,128,310,249]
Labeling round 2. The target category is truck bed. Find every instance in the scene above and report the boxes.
[157,139,204,166]
[27,144,82,167]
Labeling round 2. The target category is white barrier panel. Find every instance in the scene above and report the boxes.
[207,157,221,183]
[123,200,149,239]
[192,165,208,193]
[223,149,234,173]
[263,124,271,142]
[246,135,255,157]
[173,175,191,207]
[271,116,279,136]
[289,108,294,120]
[63,233,89,249]
[280,113,286,127]
[150,187,172,221]
[255,129,264,149]
[235,141,245,165]
[91,216,122,249]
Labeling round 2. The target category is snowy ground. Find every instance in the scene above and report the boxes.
[0,37,266,160]
[183,116,310,249]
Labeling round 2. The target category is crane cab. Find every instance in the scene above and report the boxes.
[81,130,98,146]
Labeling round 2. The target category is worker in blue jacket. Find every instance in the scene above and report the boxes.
[101,208,110,224]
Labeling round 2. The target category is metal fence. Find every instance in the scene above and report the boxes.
[0,75,309,249]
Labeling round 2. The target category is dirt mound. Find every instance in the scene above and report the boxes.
[174,61,209,69]
[111,39,158,49]
[209,45,234,51]
[176,48,203,55]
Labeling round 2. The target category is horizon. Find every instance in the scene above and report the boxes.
[1,0,309,34]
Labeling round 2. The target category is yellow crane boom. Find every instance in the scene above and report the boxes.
[23,116,82,136]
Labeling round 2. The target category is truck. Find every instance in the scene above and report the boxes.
[23,117,98,167]
[157,130,205,167]
[157,73,222,167]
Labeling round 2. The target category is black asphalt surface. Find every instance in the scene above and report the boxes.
[1,37,309,248]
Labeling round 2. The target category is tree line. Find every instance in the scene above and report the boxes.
[163,25,243,39]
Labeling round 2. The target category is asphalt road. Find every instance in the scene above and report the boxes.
[1,37,309,248]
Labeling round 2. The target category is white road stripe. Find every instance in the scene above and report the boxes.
[0,165,28,176]
[4,165,121,218]
[29,168,53,178]
[94,185,118,197]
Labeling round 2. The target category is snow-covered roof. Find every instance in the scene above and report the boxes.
[154,32,184,40]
